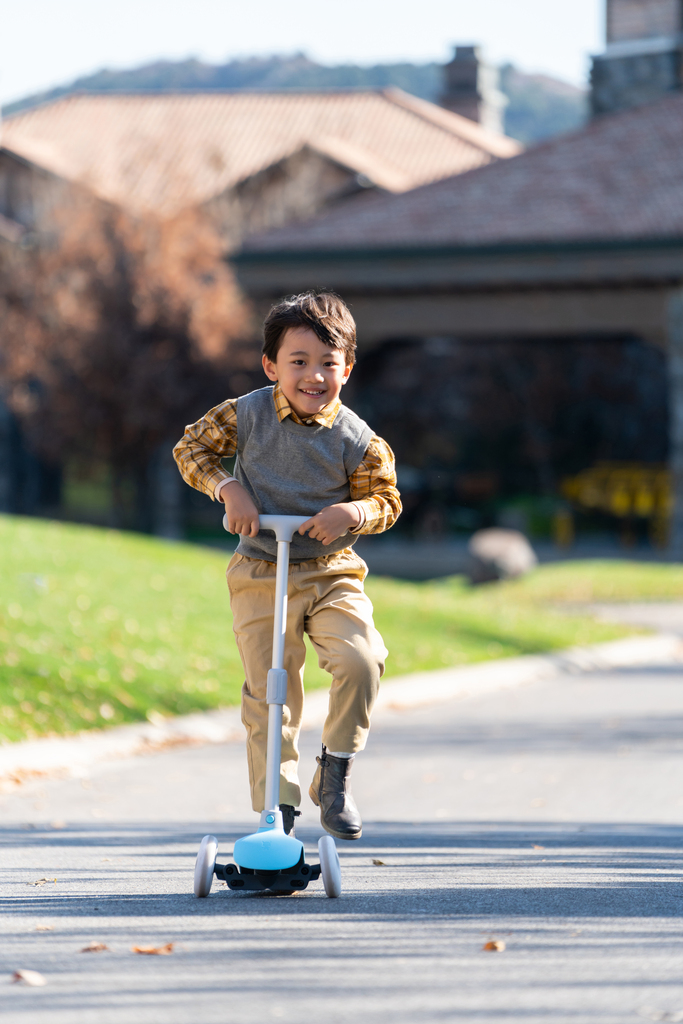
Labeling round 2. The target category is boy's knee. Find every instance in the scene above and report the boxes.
[328,636,385,687]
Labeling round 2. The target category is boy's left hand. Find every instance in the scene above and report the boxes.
[299,503,360,545]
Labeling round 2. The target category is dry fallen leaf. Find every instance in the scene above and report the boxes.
[81,941,108,953]
[34,925,54,932]
[371,859,386,866]
[482,940,506,952]
[50,821,66,830]
[12,969,47,986]
[638,1009,683,1023]
[532,844,545,850]
[131,943,174,956]
[26,878,56,887]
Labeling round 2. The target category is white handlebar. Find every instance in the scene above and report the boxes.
[222,513,310,543]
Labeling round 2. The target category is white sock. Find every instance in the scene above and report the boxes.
[327,750,354,758]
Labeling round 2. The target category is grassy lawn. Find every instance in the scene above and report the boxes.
[2,514,680,743]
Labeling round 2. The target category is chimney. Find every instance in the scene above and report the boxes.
[591,0,683,116]
[440,45,507,134]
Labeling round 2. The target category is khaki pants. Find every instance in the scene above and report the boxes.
[227,548,387,811]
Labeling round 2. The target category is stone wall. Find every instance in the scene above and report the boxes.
[592,1,683,116]
[591,47,683,114]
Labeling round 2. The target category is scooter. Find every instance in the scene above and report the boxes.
[193,514,342,898]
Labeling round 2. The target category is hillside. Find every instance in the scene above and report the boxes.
[3,54,587,145]
[0,514,638,742]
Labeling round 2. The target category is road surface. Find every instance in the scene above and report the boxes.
[3,658,683,1023]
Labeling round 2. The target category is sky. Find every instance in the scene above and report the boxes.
[1,0,603,107]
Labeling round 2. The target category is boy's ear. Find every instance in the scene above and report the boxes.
[262,354,278,381]
[342,362,353,383]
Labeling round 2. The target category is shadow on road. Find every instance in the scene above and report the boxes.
[3,820,683,921]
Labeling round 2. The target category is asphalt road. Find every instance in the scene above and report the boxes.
[3,660,683,1024]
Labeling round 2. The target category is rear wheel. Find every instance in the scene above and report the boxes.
[194,835,218,897]
[318,835,341,898]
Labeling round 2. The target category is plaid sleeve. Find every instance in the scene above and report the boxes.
[173,399,238,500]
[348,435,402,534]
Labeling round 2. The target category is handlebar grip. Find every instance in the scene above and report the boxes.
[222,513,310,543]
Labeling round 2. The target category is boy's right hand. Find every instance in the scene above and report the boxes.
[219,481,260,537]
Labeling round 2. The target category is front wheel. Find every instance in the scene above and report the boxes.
[194,835,218,897]
[318,835,341,898]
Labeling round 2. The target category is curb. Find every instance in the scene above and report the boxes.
[1,633,682,785]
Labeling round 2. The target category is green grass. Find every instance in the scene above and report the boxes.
[2,514,679,742]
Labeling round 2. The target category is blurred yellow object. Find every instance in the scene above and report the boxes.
[633,487,655,517]
[553,508,575,548]
[609,485,631,517]
[650,515,669,549]
[561,463,670,522]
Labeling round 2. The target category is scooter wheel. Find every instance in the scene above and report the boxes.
[318,834,341,898]
[194,835,218,897]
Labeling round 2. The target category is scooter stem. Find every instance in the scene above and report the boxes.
[263,537,289,812]
[254,515,309,815]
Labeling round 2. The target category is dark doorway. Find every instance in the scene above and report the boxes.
[346,333,668,535]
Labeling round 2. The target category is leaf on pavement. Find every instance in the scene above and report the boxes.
[371,859,386,866]
[26,878,56,886]
[482,940,506,952]
[12,969,47,986]
[81,941,108,952]
[131,943,174,955]
[637,1008,683,1022]
[532,844,545,850]
[34,925,54,932]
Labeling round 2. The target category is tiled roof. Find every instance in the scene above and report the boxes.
[0,90,520,218]
[242,91,683,253]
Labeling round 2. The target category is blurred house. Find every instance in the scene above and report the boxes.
[0,83,520,534]
[0,89,520,243]
[234,82,683,547]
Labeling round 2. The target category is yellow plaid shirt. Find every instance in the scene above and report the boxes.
[173,383,401,534]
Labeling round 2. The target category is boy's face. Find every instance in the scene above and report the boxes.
[262,327,352,420]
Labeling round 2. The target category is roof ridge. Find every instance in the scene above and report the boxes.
[380,86,522,158]
[5,85,398,117]
[304,135,411,192]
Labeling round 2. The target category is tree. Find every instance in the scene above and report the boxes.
[0,196,252,533]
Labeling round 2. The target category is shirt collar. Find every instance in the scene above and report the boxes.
[272,381,341,428]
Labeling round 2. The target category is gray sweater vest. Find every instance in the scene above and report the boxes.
[234,387,373,562]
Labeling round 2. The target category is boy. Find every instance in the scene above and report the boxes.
[173,291,401,840]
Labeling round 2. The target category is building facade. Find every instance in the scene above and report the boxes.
[234,91,683,549]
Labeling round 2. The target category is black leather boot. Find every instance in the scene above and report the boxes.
[308,746,362,840]
[279,804,301,837]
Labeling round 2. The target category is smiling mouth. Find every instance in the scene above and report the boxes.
[300,389,326,396]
